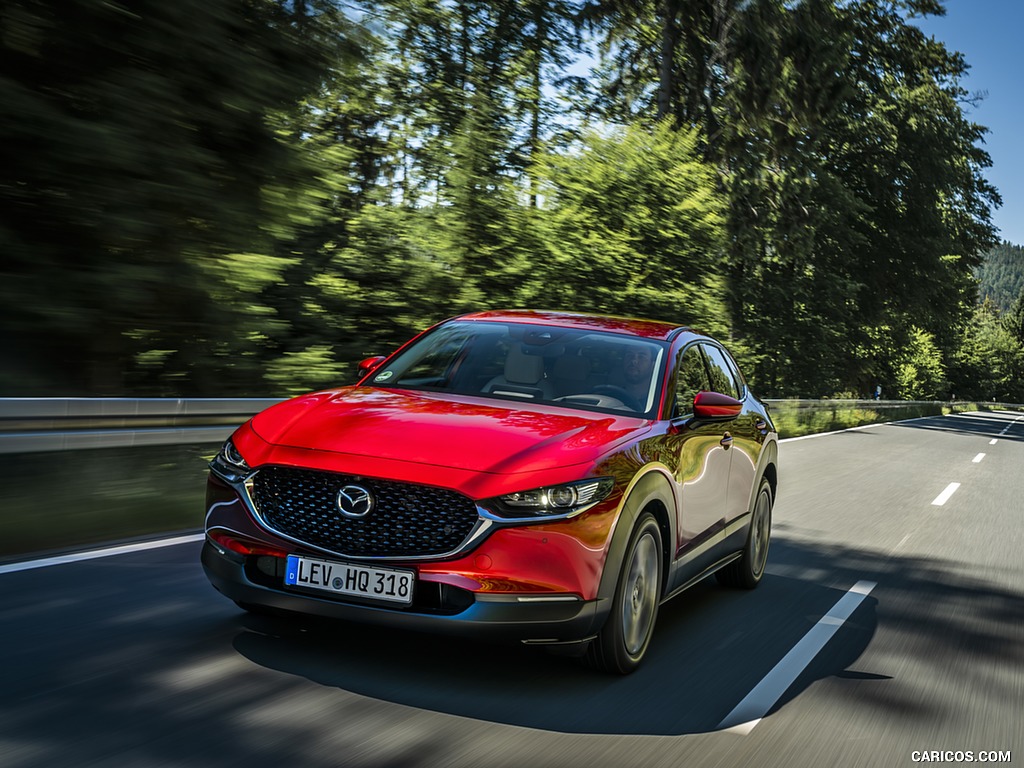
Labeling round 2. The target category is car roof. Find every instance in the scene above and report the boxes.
[455,310,689,341]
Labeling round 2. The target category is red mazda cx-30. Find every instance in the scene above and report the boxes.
[202,310,778,673]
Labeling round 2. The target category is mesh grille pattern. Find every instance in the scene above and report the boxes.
[251,467,479,557]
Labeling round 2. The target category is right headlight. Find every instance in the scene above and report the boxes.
[209,438,250,482]
[480,477,615,521]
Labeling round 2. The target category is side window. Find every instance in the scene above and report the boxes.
[721,347,746,396]
[674,345,710,417]
[702,344,741,400]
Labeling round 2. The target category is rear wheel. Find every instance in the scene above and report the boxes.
[586,512,662,674]
[717,477,772,589]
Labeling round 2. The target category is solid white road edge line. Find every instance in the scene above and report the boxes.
[718,580,877,735]
[780,423,884,443]
[780,411,1023,445]
[0,533,205,575]
[778,414,942,443]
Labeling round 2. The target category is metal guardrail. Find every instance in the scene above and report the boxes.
[763,398,1024,413]
[763,398,990,409]
[1,396,1021,454]
[0,398,285,453]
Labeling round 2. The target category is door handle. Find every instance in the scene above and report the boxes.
[720,432,733,448]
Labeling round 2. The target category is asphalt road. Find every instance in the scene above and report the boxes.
[1,411,1021,768]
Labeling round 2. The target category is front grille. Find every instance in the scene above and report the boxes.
[250,467,480,557]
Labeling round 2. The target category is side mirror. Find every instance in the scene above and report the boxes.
[357,355,387,378]
[693,390,742,419]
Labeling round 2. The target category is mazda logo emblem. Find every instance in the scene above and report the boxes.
[337,485,374,518]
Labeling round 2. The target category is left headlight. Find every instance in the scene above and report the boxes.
[481,477,615,521]
[209,438,250,482]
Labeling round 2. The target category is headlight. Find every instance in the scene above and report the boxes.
[482,478,615,520]
[209,438,250,481]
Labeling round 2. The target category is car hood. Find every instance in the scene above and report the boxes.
[249,387,647,474]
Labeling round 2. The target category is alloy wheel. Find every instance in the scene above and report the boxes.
[621,532,659,655]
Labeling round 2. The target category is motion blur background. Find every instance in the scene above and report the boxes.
[2,0,1023,404]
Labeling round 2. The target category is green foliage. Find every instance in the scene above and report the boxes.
[949,301,1024,402]
[307,203,466,354]
[893,328,947,400]
[0,0,346,395]
[770,405,900,439]
[768,399,969,439]
[723,1,996,395]
[1006,288,1024,345]
[263,344,350,396]
[976,241,1024,313]
[528,121,728,330]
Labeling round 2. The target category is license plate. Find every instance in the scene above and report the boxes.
[284,554,414,606]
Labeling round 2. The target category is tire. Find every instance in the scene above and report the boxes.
[717,476,773,589]
[586,512,662,674]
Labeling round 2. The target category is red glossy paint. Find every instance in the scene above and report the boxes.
[419,523,612,597]
[249,387,647,475]
[693,390,744,418]
[357,355,387,375]
[230,421,615,502]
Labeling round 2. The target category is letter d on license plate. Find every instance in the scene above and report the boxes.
[285,555,414,606]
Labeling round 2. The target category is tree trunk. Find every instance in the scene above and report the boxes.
[657,2,680,122]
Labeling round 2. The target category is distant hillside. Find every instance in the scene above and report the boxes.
[976,241,1024,312]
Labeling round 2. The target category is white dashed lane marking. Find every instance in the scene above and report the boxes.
[998,415,1024,436]
[931,483,961,506]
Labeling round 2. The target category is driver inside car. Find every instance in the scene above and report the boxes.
[619,345,656,408]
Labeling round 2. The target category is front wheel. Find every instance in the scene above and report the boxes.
[717,477,773,589]
[586,512,662,674]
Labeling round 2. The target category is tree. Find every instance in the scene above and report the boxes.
[0,0,347,395]
[893,327,947,400]
[1006,287,1024,346]
[949,301,1024,402]
[976,241,1024,313]
[581,0,999,396]
[528,121,728,329]
[581,0,740,134]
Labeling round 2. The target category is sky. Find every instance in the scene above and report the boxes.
[915,0,1024,246]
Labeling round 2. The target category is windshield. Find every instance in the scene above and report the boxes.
[365,321,667,418]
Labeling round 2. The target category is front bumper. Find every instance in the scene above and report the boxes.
[201,540,608,644]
